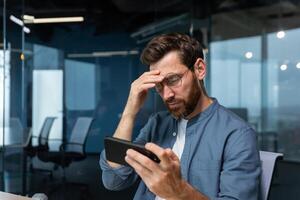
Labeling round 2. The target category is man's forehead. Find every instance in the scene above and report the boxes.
[149,65,182,75]
[149,52,185,72]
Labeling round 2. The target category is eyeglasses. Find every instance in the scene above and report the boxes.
[155,69,189,93]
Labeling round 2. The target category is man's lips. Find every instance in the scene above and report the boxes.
[167,101,181,107]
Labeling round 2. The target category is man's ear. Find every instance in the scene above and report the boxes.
[193,58,206,80]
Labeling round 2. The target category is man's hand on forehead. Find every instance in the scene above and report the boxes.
[149,69,160,73]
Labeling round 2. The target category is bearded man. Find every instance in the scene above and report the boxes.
[100,33,261,200]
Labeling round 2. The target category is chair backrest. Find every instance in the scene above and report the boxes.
[65,117,93,154]
[228,108,248,121]
[259,151,283,200]
[38,117,56,147]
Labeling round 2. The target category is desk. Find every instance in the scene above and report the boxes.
[0,191,31,200]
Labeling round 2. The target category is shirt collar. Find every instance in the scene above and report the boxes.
[186,97,219,126]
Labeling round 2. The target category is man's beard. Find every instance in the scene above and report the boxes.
[165,77,201,119]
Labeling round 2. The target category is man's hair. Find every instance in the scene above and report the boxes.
[140,33,207,96]
[140,33,204,69]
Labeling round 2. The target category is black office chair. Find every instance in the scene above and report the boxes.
[25,117,57,158]
[228,107,248,121]
[24,117,56,178]
[37,117,93,173]
[36,117,93,198]
[4,117,57,195]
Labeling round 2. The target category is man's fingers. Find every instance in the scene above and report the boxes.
[126,149,161,172]
[139,70,164,84]
[165,148,180,162]
[125,154,152,178]
[143,70,160,75]
[140,75,164,84]
[145,143,171,163]
[125,149,161,178]
[145,143,180,165]
[132,73,163,93]
[139,83,156,92]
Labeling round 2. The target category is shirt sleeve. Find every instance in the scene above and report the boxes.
[215,127,261,200]
[99,114,156,190]
[99,150,138,190]
[133,113,156,144]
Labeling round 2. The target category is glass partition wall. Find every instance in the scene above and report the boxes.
[210,7,300,161]
[1,0,29,194]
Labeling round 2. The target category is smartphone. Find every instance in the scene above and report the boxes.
[104,136,160,166]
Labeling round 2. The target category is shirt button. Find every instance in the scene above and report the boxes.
[173,132,176,136]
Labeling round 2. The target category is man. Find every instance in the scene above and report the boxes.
[100,33,261,200]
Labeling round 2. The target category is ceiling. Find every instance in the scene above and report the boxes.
[3,0,271,31]
[3,0,300,42]
[6,0,214,32]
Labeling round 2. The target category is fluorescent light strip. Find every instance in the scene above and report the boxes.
[23,27,31,34]
[24,16,84,24]
[10,15,24,26]
[68,50,139,58]
[23,15,34,20]
[9,15,30,33]
[92,50,139,57]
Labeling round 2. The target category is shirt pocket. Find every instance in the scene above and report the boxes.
[193,159,222,170]
[189,159,221,197]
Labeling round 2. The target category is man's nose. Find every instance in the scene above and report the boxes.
[162,85,175,101]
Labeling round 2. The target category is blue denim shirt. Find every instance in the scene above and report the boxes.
[100,99,261,200]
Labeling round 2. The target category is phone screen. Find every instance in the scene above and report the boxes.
[104,137,160,165]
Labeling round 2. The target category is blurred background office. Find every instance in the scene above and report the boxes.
[1,0,300,199]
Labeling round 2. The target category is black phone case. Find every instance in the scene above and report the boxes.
[104,137,160,166]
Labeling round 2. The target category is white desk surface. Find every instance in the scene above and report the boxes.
[0,192,31,200]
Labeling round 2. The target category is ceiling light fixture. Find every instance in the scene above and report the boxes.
[296,62,300,69]
[9,15,30,33]
[23,14,34,20]
[245,52,253,59]
[23,16,84,24]
[67,50,139,58]
[276,30,285,39]
[280,64,287,71]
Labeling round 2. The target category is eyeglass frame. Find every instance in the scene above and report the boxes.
[155,68,190,93]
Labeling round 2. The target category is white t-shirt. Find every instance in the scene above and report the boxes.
[155,119,188,200]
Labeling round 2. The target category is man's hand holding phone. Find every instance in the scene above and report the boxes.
[125,143,186,200]
[104,137,160,166]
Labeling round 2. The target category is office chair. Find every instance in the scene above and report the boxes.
[25,117,57,158]
[2,117,56,195]
[24,116,56,177]
[228,107,248,121]
[259,151,283,200]
[36,117,93,198]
